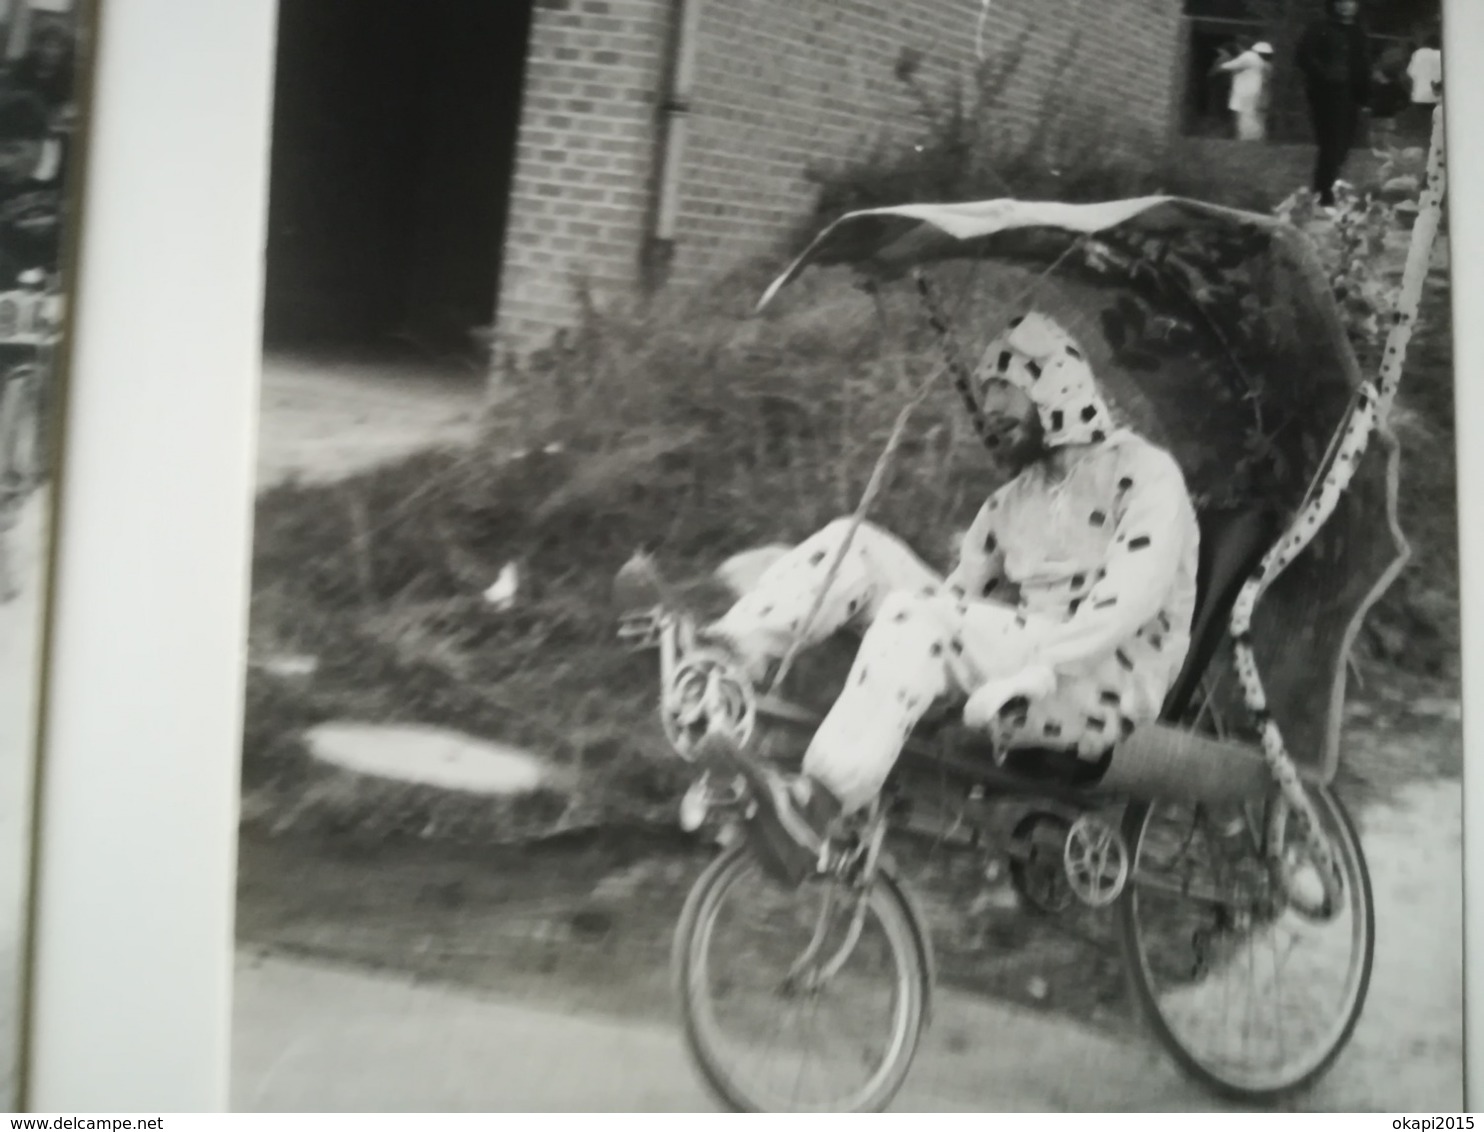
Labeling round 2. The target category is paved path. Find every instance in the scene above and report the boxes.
[256,353,485,490]
[232,948,1193,1112]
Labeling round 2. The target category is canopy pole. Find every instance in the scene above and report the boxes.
[914,272,990,445]
[1226,102,1447,900]
[765,244,1082,697]
[764,359,945,696]
[1377,104,1447,426]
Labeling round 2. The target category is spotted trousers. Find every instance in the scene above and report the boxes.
[708,519,1073,812]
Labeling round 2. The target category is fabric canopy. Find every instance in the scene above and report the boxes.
[755,195,1407,783]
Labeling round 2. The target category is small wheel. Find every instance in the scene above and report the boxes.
[1064,811,1129,908]
[674,845,929,1112]
[1008,812,1074,915]
[1117,785,1374,1102]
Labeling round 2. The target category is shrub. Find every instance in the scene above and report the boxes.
[805,43,1169,228]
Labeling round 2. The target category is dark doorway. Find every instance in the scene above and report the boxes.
[263,0,533,355]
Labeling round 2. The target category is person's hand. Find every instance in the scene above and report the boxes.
[963,664,1057,731]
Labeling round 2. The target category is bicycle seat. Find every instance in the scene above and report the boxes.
[1160,505,1283,719]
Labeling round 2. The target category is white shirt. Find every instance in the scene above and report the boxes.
[948,430,1200,713]
[1408,47,1442,104]
[1220,51,1270,113]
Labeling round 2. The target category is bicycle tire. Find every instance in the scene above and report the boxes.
[1117,784,1374,1103]
[673,844,931,1112]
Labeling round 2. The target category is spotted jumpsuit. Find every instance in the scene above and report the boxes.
[708,313,1201,812]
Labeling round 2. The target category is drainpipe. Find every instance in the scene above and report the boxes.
[641,0,701,294]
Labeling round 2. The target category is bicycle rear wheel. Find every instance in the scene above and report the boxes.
[1117,784,1374,1102]
[674,845,930,1112]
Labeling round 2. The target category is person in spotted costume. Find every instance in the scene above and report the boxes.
[703,311,1201,884]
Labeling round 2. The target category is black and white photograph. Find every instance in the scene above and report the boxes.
[231,0,1464,1112]
[0,0,87,1110]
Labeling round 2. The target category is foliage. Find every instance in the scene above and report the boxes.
[1275,180,1404,365]
[1073,220,1324,509]
[803,38,1170,230]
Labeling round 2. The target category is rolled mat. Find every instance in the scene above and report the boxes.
[1092,722,1274,805]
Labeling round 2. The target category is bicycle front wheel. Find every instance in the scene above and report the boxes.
[674,845,930,1112]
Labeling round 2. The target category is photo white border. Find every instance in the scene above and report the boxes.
[15,0,1481,1111]
[25,0,277,1110]
[1443,0,1483,1111]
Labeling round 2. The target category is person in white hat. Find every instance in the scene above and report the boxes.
[1404,33,1442,140]
[1214,40,1275,141]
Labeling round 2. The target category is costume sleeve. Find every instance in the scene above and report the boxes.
[945,489,1009,601]
[1031,448,1194,671]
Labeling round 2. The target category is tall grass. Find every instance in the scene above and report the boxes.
[245,265,1020,836]
[805,42,1171,225]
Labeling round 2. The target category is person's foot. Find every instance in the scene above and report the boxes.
[612,551,667,615]
[692,733,840,887]
[694,624,776,689]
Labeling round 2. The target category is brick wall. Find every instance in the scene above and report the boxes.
[494,0,1183,356]
[670,0,1184,288]
[494,0,669,351]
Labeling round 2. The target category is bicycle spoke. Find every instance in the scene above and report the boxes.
[793,984,845,1103]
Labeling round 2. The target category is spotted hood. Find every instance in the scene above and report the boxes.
[973,312,1115,448]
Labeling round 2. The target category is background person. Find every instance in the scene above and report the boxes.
[1213,40,1274,142]
[1297,0,1373,206]
[1405,34,1442,140]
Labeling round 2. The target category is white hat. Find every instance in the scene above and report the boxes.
[1253,42,1274,55]
[975,313,1114,449]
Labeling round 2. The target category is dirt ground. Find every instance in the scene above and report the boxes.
[255,352,485,490]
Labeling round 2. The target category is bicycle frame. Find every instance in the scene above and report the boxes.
[622,597,1341,923]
